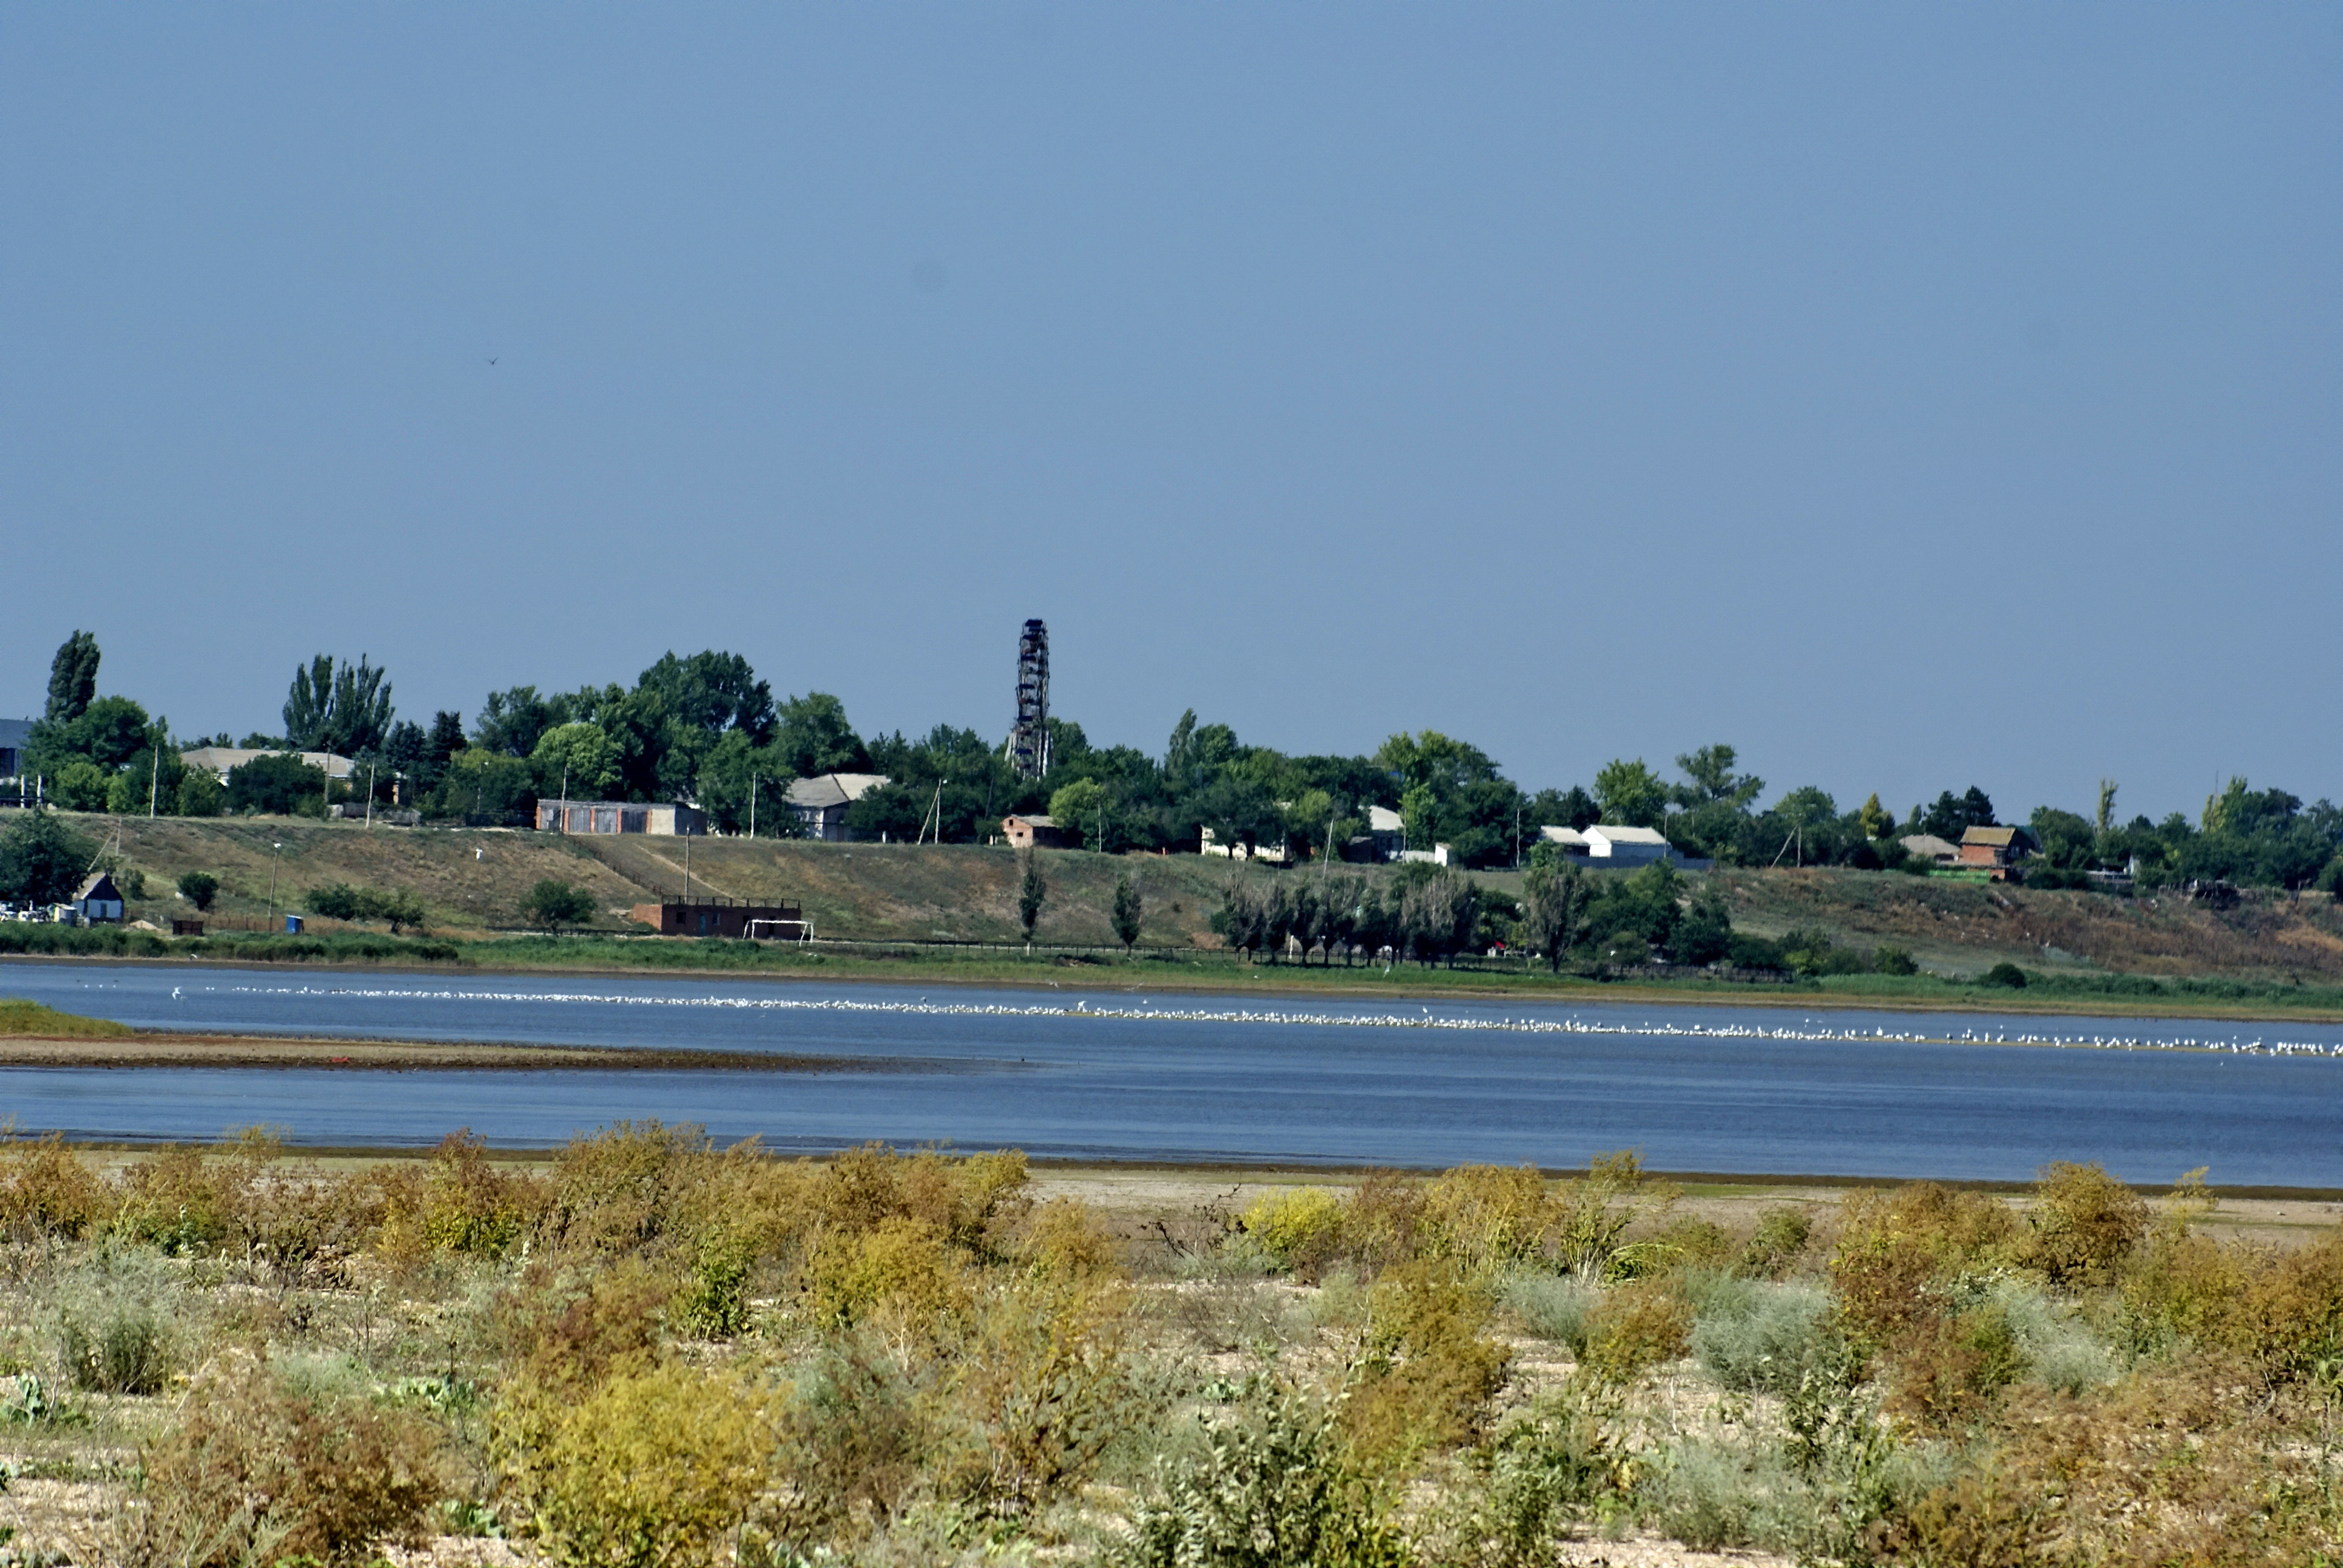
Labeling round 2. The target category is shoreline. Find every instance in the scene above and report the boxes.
[9,947,2343,1027]
[0,1030,952,1074]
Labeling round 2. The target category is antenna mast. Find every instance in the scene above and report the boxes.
[1009,619,1050,783]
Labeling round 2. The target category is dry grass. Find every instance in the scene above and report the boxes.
[0,998,134,1038]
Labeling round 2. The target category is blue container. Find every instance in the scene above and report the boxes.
[284,915,304,934]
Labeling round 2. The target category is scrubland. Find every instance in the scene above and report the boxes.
[0,1132,2338,1566]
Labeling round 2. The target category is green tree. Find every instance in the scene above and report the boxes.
[1771,786,1837,866]
[1593,759,1668,827]
[1856,793,1893,840]
[226,754,330,816]
[1400,785,1437,854]
[1673,743,1763,808]
[1112,872,1144,954]
[475,686,556,758]
[531,722,621,801]
[1048,778,1108,849]
[694,730,796,836]
[50,758,112,811]
[175,770,227,818]
[1666,883,1732,966]
[1520,860,1589,973]
[0,812,96,904]
[771,693,869,778]
[44,632,100,725]
[1017,848,1047,952]
[2030,806,2097,870]
[521,879,597,935]
[284,654,395,756]
[176,872,220,912]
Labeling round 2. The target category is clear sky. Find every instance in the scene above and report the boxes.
[5,6,2335,824]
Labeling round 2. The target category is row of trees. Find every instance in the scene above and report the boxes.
[13,632,2342,891]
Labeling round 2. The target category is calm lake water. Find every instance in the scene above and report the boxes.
[3,960,2339,1184]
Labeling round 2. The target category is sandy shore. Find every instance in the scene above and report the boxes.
[0,1031,931,1073]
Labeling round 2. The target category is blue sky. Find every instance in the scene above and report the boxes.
[4,5,2335,823]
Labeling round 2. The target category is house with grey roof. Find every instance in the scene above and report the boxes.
[785,773,891,841]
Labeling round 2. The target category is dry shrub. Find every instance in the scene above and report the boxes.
[2227,1226,2343,1385]
[528,1361,779,1568]
[809,1143,1029,1258]
[381,1130,539,1259]
[1829,1184,2016,1345]
[125,1356,444,1567]
[770,1331,929,1548]
[537,1120,725,1258]
[1242,1187,1345,1276]
[1738,1206,1813,1278]
[1016,1196,1125,1283]
[939,1277,1144,1521]
[114,1143,242,1255]
[1552,1151,1650,1281]
[1421,1163,1552,1275]
[0,1131,111,1240]
[1337,1169,1426,1273]
[1614,1217,1734,1280]
[1576,1281,1692,1386]
[1884,1304,2022,1432]
[1873,1360,2334,1566]
[2021,1161,2147,1290]
[1342,1259,1509,1472]
[805,1215,972,1330]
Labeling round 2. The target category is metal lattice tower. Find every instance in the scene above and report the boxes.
[1009,619,1050,782]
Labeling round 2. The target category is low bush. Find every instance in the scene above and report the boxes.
[1738,1206,1813,1278]
[527,1361,779,1568]
[1576,1281,1693,1387]
[0,1130,114,1239]
[2020,1161,2147,1290]
[1502,1272,1596,1349]
[1342,1260,1509,1472]
[1243,1186,1345,1276]
[1689,1278,1835,1397]
[1121,1382,1411,1568]
[127,1357,444,1567]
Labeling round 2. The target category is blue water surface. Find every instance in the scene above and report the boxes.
[1,961,2337,1183]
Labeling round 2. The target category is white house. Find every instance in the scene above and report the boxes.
[1538,826,1590,855]
[785,773,891,841]
[1581,825,1679,866]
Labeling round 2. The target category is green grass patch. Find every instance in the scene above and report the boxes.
[0,998,134,1038]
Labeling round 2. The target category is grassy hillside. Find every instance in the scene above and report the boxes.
[21,809,2343,988]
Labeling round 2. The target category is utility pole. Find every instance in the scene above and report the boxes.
[268,841,283,927]
[365,764,376,828]
[559,765,570,833]
[149,748,160,818]
[750,776,758,840]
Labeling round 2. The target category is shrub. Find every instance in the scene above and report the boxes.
[0,1131,113,1240]
[1015,1196,1124,1282]
[1343,1259,1509,1471]
[127,1357,442,1567]
[1551,1152,1648,1282]
[1478,1386,1629,1564]
[1886,1302,2024,1431]
[1689,1279,1835,1397]
[1421,1163,1553,1275]
[0,811,97,904]
[1502,1273,1598,1349]
[2227,1226,2343,1385]
[1640,1436,1783,1552]
[1576,1281,1693,1386]
[1981,961,2028,988]
[175,871,219,910]
[1873,944,1919,976]
[528,1362,778,1568]
[1335,1169,1426,1273]
[1244,1187,1345,1276]
[1120,1382,1411,1568]
[942,1276,1145,1521]
[522,878,597,934]
[175,771,227,817]
[805,1215,970,1329]
[1829,1184,2016,1345]
[1738,1206,1812,1278]
[2020,1161,2146,1290]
